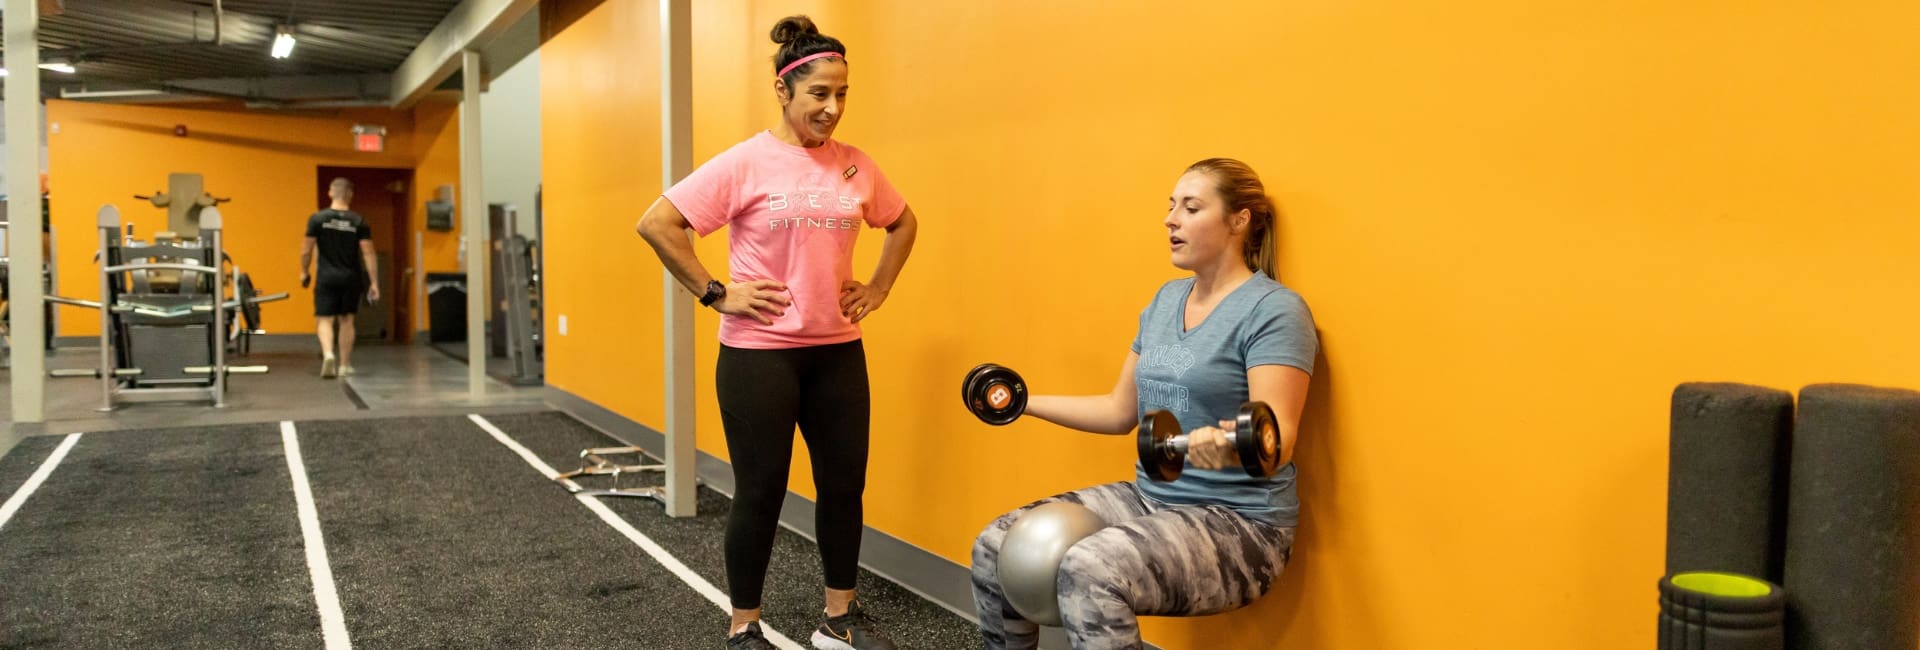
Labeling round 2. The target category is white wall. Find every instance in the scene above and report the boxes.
[480,50,541,241]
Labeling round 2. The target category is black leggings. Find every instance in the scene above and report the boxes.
[716,340,870,610]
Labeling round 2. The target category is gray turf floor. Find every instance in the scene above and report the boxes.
[0,412,979,649]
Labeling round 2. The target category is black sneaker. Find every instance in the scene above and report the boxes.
[728,622,777,649]
[810,601,896,650]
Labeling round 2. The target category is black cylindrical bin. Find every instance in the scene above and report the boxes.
[427,273,467,344]
[1658,572,1784,650]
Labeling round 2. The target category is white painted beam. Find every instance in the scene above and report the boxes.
[388,0,536,109]
[660,0,695,517]
[7,0,46,423]
[461,50,487,399]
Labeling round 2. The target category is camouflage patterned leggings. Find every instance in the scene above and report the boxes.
[970,482,1295,650]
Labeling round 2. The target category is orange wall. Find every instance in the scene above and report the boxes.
[46,99,462,336]
[540,0,667,425]
[410,94,466,330]
[540,1,1920,648]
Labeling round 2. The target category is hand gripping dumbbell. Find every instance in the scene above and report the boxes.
[1137,402,1282,481]
[962,363,1028,426]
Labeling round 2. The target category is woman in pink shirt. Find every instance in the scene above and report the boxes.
[635,15,917,650]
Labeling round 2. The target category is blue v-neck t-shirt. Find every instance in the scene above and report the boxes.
[1130,273,1318,526]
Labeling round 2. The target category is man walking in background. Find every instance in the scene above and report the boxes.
[300,177,379,379]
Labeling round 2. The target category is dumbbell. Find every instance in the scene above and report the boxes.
[962,363,1028,426]
[1137,402,1282,481]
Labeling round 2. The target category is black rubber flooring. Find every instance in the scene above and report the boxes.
[0,412,978,649]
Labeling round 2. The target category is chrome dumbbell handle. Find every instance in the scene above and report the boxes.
[1139,403,1280,481]
[1163,431,1243,454]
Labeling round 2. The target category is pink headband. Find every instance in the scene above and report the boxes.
[777,51,844,78]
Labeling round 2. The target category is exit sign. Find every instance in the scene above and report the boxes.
[352,124,387,152]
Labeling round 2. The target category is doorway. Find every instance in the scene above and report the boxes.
[315,166,412,342]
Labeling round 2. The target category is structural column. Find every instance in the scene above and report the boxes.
[459,50,487,399]
[7,0,46,423]
[659,0,696,517]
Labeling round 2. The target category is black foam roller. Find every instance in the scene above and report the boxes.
[1783,384,1920,650]
[1667,383,1795,582]
[1658,572,1786,650]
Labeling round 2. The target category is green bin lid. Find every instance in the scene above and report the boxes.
[1672,572,1773,598]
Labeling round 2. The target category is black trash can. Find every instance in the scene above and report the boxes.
[427,273,466,344]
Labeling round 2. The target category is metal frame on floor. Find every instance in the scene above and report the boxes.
[552,446,697,502]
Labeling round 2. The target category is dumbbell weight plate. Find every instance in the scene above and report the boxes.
[1235,401,1282,477]
[961,363,995,409]
[1137,410,1184,481]
[965,364,1028,426]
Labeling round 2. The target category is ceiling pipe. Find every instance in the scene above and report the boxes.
[82,80,289,107]
[44,42,214,59]
[245,98,389,110]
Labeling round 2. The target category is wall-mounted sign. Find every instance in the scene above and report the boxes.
[352,124,387,152]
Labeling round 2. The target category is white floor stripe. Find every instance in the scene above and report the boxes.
[466,414,807,650]
[0,433,82,532]
[282,421,353,650]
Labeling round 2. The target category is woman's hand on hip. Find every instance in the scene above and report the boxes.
[717,279,789,325]
[839,280,889,323]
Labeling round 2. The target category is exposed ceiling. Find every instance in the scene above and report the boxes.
[0,0,473,106]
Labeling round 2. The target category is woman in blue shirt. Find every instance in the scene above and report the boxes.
[971,159,1318,650]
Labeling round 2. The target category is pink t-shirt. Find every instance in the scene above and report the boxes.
[663,131,906,349]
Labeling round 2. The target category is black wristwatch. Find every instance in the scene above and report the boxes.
[698,279,727,307]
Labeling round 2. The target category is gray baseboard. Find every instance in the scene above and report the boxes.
[544,386,1130,650]
[54,336,93,347]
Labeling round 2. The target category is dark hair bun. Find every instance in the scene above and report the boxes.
[770,15,818,45]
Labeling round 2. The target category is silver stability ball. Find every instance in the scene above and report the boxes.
[997,501,1108,626]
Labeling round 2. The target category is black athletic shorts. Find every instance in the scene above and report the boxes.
[313,273,366,316]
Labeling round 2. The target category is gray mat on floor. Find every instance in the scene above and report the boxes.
[480,411,983,649]
[0,413,980,649]
[0,425,321,649]
[0,435,63,507]
[295,415,729,649]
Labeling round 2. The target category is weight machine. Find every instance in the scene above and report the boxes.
[45,205,287,410]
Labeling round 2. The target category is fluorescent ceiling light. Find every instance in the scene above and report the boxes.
[271,25,296,59]
[0,63,78,76]
[60,88,167,99]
